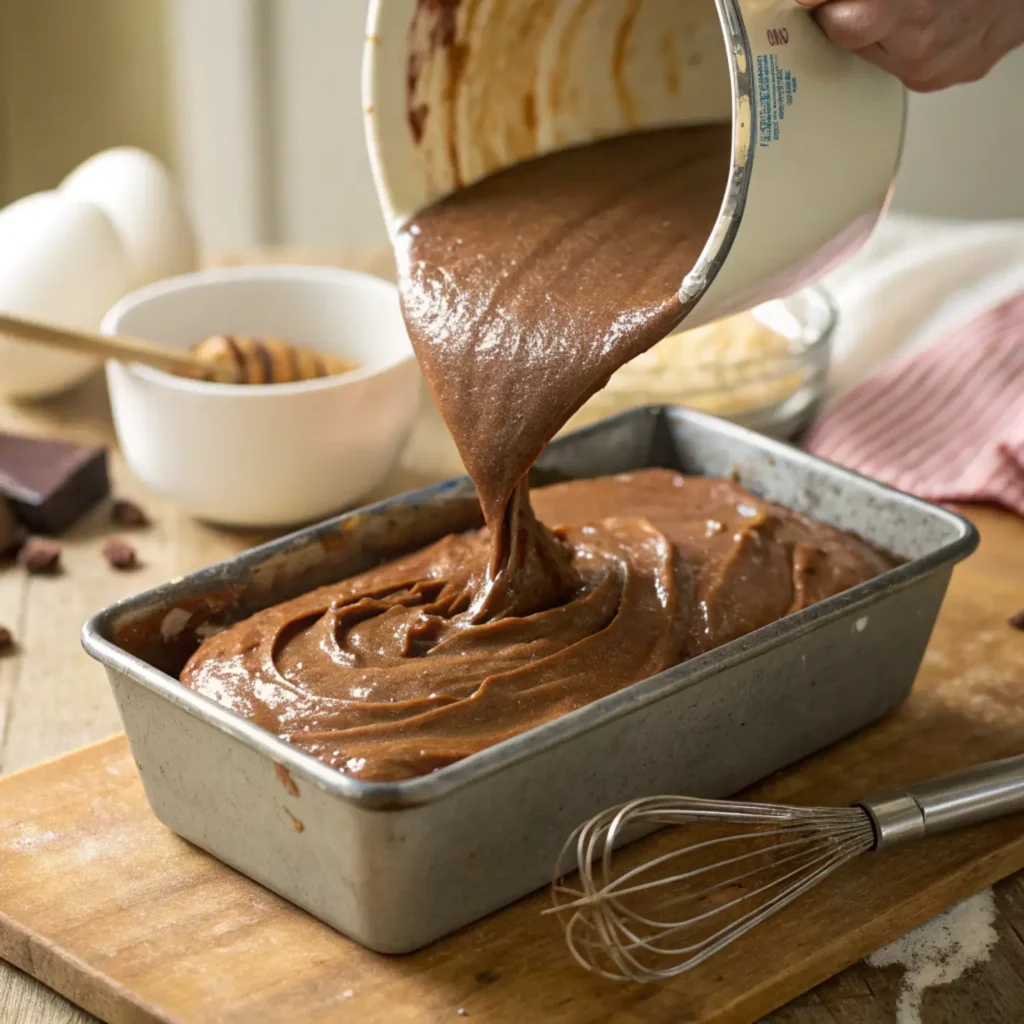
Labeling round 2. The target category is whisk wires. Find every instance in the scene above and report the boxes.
[548,796,876,982]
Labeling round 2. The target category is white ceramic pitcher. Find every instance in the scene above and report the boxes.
[363,0,905,329]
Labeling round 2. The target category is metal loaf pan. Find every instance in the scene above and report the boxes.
[82,406,978,954]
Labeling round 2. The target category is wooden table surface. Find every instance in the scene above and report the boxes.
[0,250,1021,1024]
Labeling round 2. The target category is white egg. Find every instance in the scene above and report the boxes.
[0,190,131,399]
[61,147,197,288]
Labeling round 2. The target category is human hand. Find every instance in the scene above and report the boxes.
[795,0,1024,91]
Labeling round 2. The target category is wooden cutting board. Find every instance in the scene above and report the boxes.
[0,509,1022,1024]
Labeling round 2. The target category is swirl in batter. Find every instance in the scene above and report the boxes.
[182,472,894,781]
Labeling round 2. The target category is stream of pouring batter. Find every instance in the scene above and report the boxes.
[395,125,732,617]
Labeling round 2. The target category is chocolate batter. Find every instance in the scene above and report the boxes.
[182,126,895,781]
[182,471,895,782]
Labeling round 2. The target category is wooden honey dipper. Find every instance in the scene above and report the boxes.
[184,334,357,383]
[0,312,358,385]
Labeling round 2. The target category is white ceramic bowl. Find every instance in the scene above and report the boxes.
[102,266,422,527]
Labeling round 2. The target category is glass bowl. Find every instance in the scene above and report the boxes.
[564,285,836,441]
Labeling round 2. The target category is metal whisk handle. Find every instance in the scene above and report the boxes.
[860,753,1024,851]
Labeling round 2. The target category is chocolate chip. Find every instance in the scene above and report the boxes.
[0,498,22,558]
[457,1012,469,1018]
[1,525,26,561]
[102,537,139,571]
[1010,608,1024,631]
[111,499,149,528]
[18,538,62,575]
[0,625,13,653]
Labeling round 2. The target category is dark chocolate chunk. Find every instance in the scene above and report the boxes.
[0,625,13,653]
[111,499,150,528]
[0,497,25,558]
[0,432,109,535]
[1010,608,1024,631]
[18,538,62,575]
[102,537,139,571]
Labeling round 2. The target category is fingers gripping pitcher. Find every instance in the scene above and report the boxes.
[363,0,906,331]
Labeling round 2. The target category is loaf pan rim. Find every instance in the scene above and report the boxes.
[82,405,979,811]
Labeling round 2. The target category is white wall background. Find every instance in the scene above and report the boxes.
[891,47,1024,220]
[265,0,387,248]
[170,0,387,253]
[170,0,271,251]
[171,0,1024,253]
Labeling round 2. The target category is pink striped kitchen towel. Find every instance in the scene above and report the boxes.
[806,290,1024,515]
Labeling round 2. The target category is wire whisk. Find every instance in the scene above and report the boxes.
[548,754,1024,983]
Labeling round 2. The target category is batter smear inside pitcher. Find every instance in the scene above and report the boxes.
[182,126,897,781]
